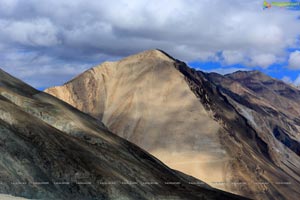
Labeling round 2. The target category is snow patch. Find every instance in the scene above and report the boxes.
[239,107,257,128]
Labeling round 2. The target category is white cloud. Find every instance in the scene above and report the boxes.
[249,54,277,68]
[281,74,300,87]
[0,0,299,88]
[0,51,90,89]
[222,51,245,65]
[288,51,300,70]
[0,18,60,47]
[294,74,300,86]
[282,76,292,84]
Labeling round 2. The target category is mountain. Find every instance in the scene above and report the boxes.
[45,50,300,200]
[0,194,31,200]
[0,68,247,200]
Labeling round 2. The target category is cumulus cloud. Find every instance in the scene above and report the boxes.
[294,75,300,86]
[282,76,292,84]
[0,18,60,47]
[249,54,277,68]
[0,0,299,88]
[288,51,300,70]
[222,51,245,65]
[281,74,300,87]
[0,50,91,89]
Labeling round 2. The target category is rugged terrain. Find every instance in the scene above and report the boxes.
[0,68,247,199]
[0,194,31,200]
[46,49,300,200]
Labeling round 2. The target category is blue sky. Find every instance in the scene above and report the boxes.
[188,48,300,83]
[0,0,299,90]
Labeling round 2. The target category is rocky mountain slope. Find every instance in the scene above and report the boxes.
[0,68,246,200]
[0,194,31,200]
[46,50,300,200]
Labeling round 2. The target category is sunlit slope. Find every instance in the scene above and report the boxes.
[46,50,229,187]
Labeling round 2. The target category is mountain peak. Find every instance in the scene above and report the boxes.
[226,70,272,81]
[227,70,260,76]
[86,49,175,75]
[120,49,175,63]
[0,67,38,96]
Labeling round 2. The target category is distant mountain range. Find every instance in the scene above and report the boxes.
[0,65,246,199]
[46,50,300,200]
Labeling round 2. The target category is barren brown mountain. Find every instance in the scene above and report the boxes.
[0,68,247,200]
[46,50,300,200]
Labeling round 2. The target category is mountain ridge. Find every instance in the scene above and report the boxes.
[45,49,300,200]
[0,67,248,199]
